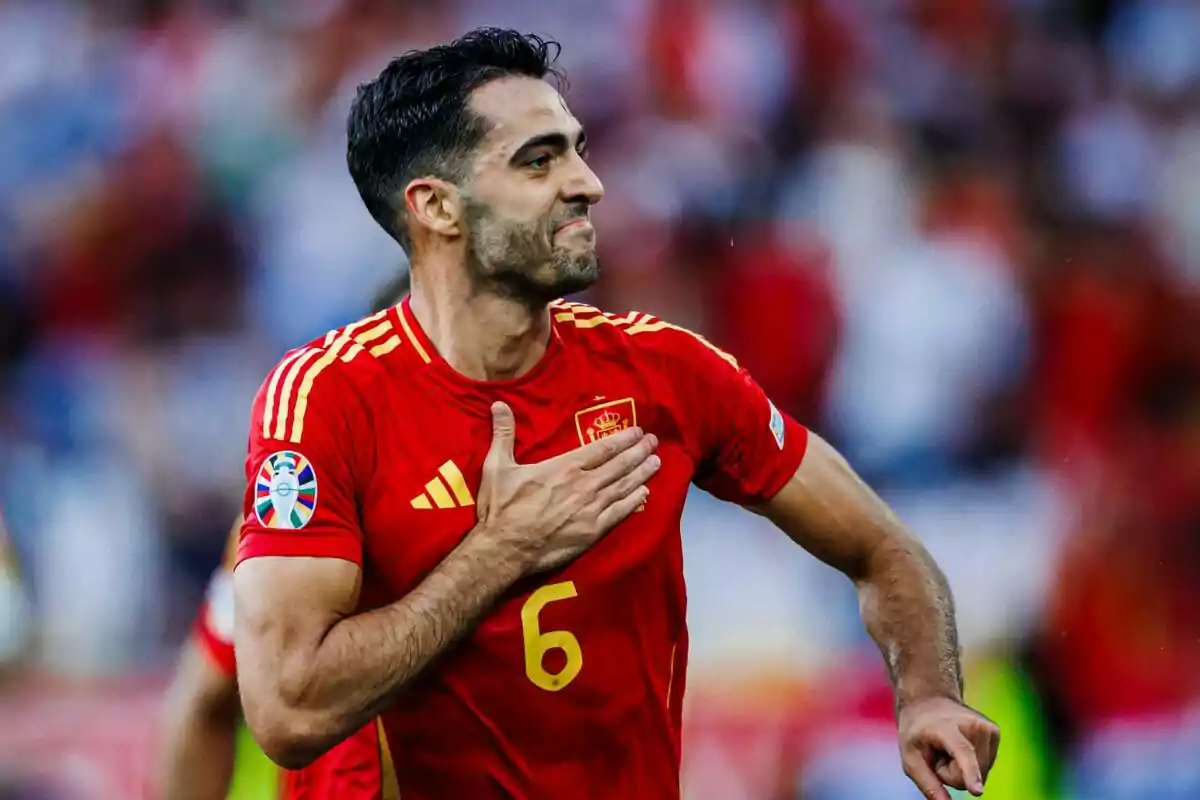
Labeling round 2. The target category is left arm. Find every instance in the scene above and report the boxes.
[657,323,998,800]
[756,434,998,800]
[754,433,962,710]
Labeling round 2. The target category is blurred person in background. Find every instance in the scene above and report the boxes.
[0,511,31,676]
[232,28,996,800]
[159,275,411,800]
[159,514,383,800]
[0,513,41,800]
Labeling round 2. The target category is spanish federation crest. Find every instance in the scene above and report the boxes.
[575,398,645,511]
[255,451,318,530]
[575,397,637,445]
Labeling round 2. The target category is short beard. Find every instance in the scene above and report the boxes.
[463,198,599,306]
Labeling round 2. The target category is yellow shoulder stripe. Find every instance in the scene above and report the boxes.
[395,304,431,364]
[553,304,739,369]
[262,310,407,444]
[261,347,318,439]
[266,347,321,439]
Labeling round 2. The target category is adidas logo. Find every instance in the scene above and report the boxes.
[411,461,475,510]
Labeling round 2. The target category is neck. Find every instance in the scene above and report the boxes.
[407,261,552,382]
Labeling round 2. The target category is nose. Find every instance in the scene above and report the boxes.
[563,155,604,207]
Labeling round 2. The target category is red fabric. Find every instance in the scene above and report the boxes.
[191,603,236,678]
[236,298,808,799]
[710,231,839,424]
[279,723,384,800]
[193,521,240,677]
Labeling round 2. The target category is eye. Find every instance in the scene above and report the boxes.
[526,154,552,171]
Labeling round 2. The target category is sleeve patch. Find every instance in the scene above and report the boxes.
[254,451,319,530]
[769,401,786,450]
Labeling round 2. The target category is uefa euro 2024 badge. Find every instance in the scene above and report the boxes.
[255,451,318,529]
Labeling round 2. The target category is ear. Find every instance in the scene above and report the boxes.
[404,178,463,240]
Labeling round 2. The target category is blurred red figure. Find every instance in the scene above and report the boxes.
[159,515,385,800]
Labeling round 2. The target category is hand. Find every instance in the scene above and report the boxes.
[474,401,660,573]
[897,697,1000,800]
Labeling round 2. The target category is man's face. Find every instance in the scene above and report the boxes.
[459,76,604,301]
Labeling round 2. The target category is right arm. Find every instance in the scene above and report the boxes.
[234,532,524,768]
[235,382,657,769]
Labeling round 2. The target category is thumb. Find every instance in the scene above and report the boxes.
[488,401,516,464]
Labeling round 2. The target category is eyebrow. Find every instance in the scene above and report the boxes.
[509,128,588,165]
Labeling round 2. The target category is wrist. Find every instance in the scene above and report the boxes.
[895,685,963,716]
[461,521,529,577]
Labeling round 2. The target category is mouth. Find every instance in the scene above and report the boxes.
[554,218,591,233]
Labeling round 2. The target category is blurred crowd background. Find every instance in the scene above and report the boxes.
[1,0,1199,797]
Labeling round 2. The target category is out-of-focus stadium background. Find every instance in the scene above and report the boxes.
[1,0,1199,797]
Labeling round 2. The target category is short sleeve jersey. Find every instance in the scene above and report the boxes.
[237,298,809,800]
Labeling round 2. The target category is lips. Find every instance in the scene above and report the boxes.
[555,218,589,232]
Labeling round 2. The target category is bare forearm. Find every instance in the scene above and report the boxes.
[159,645,238,800]
[857,533,963,709]
[270,529,523,751]
[160,710,237,800]
[759,435,963,713]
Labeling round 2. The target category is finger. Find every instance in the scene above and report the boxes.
[487,402,516,465]
[594,486,650,532]
[981,724,1000,782]
[596,453,661,504]
[933,756,964,790]
[571,426,645,470]
[587,434,658,489]
[941,729,984,795]
[902,753,952,800]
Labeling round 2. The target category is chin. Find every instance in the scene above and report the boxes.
[486,248,600,304]
[549,254,600,295]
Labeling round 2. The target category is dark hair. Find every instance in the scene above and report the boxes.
[347,28,564,253]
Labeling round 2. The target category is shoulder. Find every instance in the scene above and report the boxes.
[254,309,414,444]
[551,300,741,376]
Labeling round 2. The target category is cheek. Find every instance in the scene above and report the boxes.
[477,215,548,260]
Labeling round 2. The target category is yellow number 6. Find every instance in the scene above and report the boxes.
[520,581,582,692]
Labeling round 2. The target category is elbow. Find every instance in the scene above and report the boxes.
[260,738,319,772]
[243,703,336,770]
[250,715,326,770]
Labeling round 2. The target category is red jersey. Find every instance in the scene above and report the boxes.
[192,523,385,799]
[237,298,809,799]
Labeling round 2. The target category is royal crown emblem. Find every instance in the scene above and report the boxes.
[575,397,646,512]
[591,408,626,436]
[576,398,637,444]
